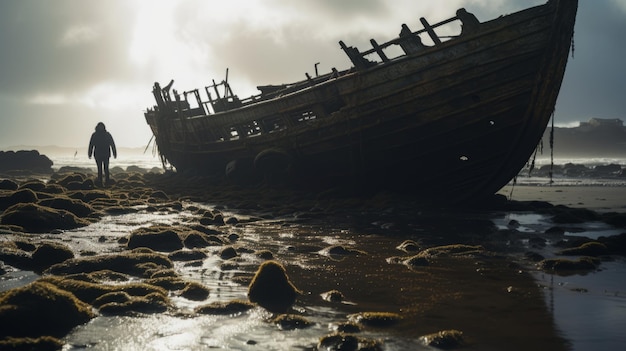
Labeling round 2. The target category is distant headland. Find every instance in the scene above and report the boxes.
[543,118,626,158]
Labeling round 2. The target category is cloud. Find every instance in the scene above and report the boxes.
[609,0,626,13]
[60,25,100,47]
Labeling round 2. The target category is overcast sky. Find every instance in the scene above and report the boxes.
[0,0,624,148]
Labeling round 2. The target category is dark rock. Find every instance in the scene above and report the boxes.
[183,231,222,248]
[601,212,626,228]
[0,281,95,338]
[272,314,313,330]
[317,333,383,351]
[168,249,207,261]
[194,299,255,315]
[45,251,173,277]
[127,228,183,252]
[255,250,274,260]
[396,239,421,253]
[348,312,402,327]
[219,246,238,259]
[557,242,608,257]
[550,206,600,224]
[0,179,18,190]
[599,233,626,255]
[38,197,95,218]
[538,257,600,273]
[416,244,484,258]
[404,255,430,267]
[0,246,34,270]
[248,260,299,313]
[321,290,345,303]
[18,180,46,192]
[180,282,210,301]
[420,329,465,349]
[0,150,53,172]
[0,336,63,350]
[98,292,169,315]
[0,188,38,210]
[0,203,89,233]
[31,242,74,272]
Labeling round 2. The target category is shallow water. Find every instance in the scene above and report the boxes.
[2,198,626,350]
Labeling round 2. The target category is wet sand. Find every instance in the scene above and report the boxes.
[500,184,626,213]
[1,170,625,350]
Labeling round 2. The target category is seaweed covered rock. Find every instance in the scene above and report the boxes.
[31,242,75,272]
[0,188,38,211]
[419,329,465,349]
[38,197,96,218]
[348,312,402,327]
[41,276,170,315]
[179,282,210,301]
[317,333,383,351]
[0,179,19,190]
[98,292,170,315]
[127,228,183,252]
[415,244,485,258]
[0,336,63,351]
[557,242,608,257]
[0,281,95,339]
[272,314,313,330]
[538,257,600,274]
[45,251,173,277]
[194,300,255,315]
[248,260,299,313]
[0,203,89,233]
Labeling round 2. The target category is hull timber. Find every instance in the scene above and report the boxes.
[144,0,578,202]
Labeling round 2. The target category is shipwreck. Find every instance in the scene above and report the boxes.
[145,0,578,202]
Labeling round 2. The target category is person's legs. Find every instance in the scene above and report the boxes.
[95,158,103,185]
[103,158,110,184]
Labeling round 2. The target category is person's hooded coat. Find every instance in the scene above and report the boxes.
[88,122,117,160]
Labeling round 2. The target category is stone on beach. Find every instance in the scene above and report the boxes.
[0,203,89,233]
[272,314,313,330]
[0,179,19,190]
[0,336,63,351]
[538,257,600,274]
[0,281,95,339]
[45,251,173,277]
[37,197,96,218]
[419,329,465,349]
[247,260,300,313]
[0,150,53,173]
[127,227,184,252]
[194,299,255,315]
[0,188,38,210]
[31,242,75,272]
[557,242,609,256]
[348,311,403,327]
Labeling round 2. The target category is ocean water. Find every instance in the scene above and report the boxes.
[50,153,164,172]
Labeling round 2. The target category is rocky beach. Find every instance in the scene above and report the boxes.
[1,153,626,350]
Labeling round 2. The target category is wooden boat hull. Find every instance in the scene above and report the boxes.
[145,0,577,202]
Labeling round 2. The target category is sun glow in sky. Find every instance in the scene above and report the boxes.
[0,0,625,149]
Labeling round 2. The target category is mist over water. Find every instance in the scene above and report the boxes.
[50,153,163,172]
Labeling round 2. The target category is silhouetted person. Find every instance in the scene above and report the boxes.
[456,8,480,35]
[88,122,117,186]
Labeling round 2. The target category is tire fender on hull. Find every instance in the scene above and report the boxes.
[254,149,293,177]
